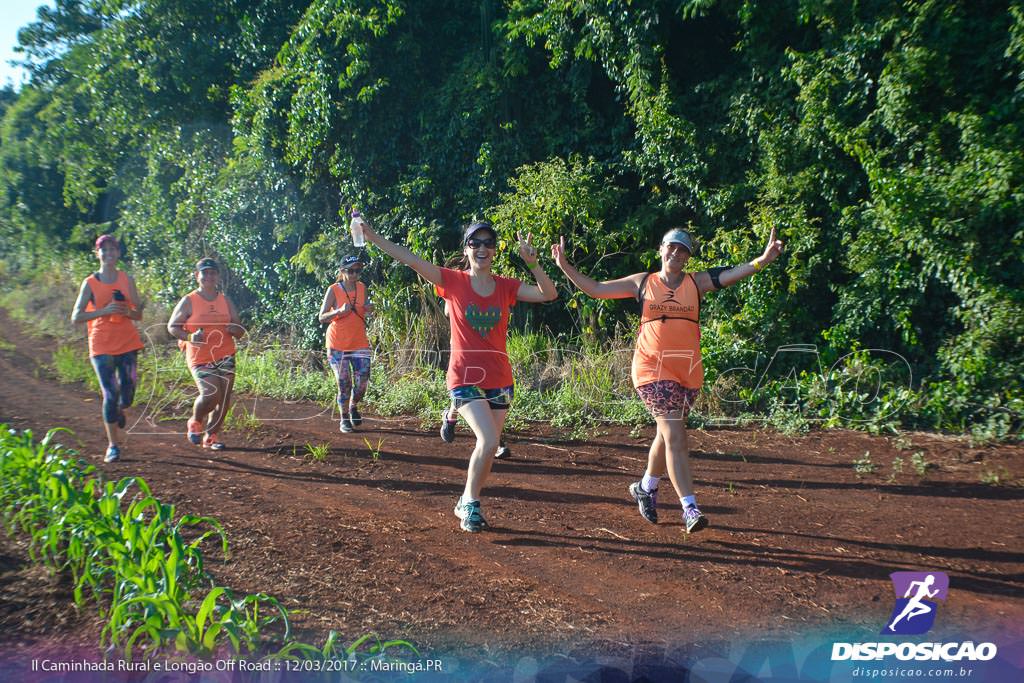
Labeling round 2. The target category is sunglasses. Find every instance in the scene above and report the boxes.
[344,267,363,274]
[466,238,497,249]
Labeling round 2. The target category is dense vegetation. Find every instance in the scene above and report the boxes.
[1,1,1021,435]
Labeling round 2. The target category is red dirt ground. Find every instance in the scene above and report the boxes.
[1,309,1022,676]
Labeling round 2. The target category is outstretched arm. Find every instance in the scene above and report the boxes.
[360,220,443,286]
[515,233,558,303]
[551,235,644,300]
[695,227,784,295]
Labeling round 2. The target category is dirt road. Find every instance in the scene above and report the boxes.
[1,310,1022,677]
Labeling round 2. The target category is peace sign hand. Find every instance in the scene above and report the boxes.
[518,232,539,267]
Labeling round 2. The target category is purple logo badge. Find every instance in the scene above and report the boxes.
[883,572,949,635]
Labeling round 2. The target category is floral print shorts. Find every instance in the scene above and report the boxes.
[635,380,700,418]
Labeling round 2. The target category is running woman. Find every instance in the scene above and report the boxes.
[552,227,784,533]
[166,258,245,450]
[436,294,511,458]
[361,218,557,532]
[319,255,375,433]
[70,234,145,463]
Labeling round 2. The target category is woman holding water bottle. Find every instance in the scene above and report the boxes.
[70,234,145,463]
[167,257,245,451]
[318,254,375,432]
[358,213,557,532]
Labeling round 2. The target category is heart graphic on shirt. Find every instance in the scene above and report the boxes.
[465,303,501,338]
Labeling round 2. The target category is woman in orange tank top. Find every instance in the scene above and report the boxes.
[70,234,145,463]
[167,257,245,451]
[553,227,784,534]
[318,255,374,433]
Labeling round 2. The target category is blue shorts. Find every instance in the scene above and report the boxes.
[449,385,514,411]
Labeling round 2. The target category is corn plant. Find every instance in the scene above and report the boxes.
[0,426,298,660]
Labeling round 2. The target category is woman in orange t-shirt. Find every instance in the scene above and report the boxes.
[553,227,784,534]
[318,255,374,433]
[70,234,145,463]
[361,217,557,533]
[167,258,245,451]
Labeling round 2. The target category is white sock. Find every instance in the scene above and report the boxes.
[681,495,697,509]
[641,474,660,493]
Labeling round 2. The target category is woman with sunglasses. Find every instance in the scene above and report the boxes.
[552,227,784,533]
[70,234,145,463]
[167,257,245,451]
[319,255,375,432]
[360,218,557,532]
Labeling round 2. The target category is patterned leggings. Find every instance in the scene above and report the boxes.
[328,349,371,412]
[90,351,138,424]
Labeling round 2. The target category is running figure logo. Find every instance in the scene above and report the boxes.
[882,571,949,635]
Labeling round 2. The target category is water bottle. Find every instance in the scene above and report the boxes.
[349,210,365,247]
[111,289,126,324]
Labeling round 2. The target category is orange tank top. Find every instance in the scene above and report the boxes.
[182,291,236,367]
[326,282,370,351]
[631,272,703,389]
[85,270,144,357]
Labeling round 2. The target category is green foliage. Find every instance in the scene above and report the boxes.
[304,442,330,463]
[0,0,1021,436]
[853,451,876,476]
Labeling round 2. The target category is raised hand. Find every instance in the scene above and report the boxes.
[761,227,784,264]
[518,232,539,266]
[550,235,569,270]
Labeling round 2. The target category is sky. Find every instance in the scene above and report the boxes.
[1,0,54,89]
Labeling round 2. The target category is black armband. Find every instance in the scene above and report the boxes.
[707,266,729,290]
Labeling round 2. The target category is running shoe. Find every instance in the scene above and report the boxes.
[629,481,658,524]
[203,434,225,451]
[453,498,488,533]
[439,409,456,443]
[494,439,511,459]
[683,505,708,534]
[339,417,354,433]
[104,445,120,463]
[187,418,203,445]
[350,405,362,427]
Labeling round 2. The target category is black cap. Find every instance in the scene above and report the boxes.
[462,221,497,245]
[340,255,363,270]
[196,257,219,272]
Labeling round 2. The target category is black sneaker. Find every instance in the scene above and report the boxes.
[454,498,488,533]
[439,409,456,443]
[494,439,511,459]
[684,505,709,533]
[629,481,658,524]
[339,417,354,433]
[350,405,362,426]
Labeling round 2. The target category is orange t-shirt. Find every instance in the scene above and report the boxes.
[182,291,237,367]
[85,270,144,357]
[326,282,370,351]
[436,268,520,390]
[631,272,703,389]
